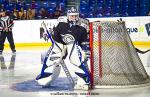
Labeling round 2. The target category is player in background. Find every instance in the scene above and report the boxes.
[0,10,16,54]
[36,7,91,90]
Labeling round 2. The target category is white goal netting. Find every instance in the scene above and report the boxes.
[90,21,150,88]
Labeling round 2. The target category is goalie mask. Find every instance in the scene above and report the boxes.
[67,7,79,25]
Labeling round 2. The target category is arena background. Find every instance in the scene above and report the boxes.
[0,0,150,97]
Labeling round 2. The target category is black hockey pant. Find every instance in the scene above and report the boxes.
[0,31,16,52]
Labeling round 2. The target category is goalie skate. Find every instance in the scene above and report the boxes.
[74,84,89,90]
[73,71,90,90]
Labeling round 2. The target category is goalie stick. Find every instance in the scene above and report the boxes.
[40,21,54,75]
[41,21,75,88]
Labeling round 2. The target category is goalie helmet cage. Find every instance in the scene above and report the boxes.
[89,21,150,89]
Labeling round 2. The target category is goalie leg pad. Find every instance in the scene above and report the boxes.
[36,63,61,86]
[74,62,90,90]
[46,42,63,66]
[67,42,90,90]
[68,42,81,67]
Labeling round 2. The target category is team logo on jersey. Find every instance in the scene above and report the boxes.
[61,34,75,44]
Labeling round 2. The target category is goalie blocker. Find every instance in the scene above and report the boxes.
[36,7,91,90]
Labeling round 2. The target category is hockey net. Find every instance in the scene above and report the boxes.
[89,21,150,88]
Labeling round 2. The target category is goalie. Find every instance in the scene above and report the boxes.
[36,7,91,90]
